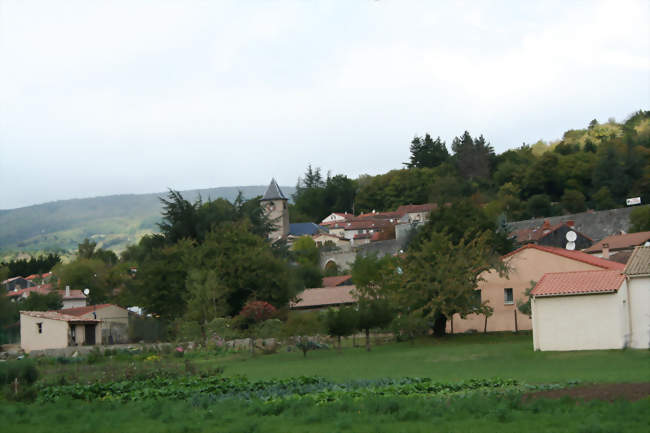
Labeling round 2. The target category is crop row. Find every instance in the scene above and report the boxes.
[37,376,525,403]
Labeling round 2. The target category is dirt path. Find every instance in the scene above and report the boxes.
[524,383,650,402]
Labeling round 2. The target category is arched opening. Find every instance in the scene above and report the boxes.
[324,260,340,276]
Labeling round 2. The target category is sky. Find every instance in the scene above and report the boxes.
[0,0,648,210]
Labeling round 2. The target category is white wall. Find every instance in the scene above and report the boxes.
[627,276,650,349]
[532,282,629,351]
[20,314,69,353]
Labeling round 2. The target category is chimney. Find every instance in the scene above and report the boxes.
[566,220,575,227]
[602,243,610,259]
[541,220,551,229]
[65,285,70,297]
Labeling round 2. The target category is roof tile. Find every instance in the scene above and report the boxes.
[502,244,625,270]
[531,270,624,297]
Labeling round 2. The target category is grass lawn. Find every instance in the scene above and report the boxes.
[210,333,650,384]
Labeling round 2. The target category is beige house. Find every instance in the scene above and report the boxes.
[531,247,650,351]
[447,244,625,334]
[57,304,130,344]
[20,311,101,353]
[312,233,350,250]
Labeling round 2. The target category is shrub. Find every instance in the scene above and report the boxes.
[0,360,39,386]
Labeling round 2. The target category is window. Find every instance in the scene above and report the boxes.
[504,288,514,305]
[471,290,482,311]
[36,322,42,334]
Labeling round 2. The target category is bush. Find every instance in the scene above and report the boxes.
[0,360,39,386]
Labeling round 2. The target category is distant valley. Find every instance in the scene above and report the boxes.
[0,185,296,258]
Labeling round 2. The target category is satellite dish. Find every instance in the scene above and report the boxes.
[566,241,576,251]
[83,288,90,296]
[565,230,577,242]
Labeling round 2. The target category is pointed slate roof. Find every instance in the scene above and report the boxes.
[261,178,287,201]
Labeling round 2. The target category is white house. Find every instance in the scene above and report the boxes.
[531,246,650,351]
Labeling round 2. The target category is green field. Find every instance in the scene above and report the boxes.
[3,334,649,432]
[214,333,650,383]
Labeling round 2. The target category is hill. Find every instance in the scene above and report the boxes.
[0,185,296,258]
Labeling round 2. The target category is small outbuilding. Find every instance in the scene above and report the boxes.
[20,311,101,353]
[290,285,356,312]
[531,246,650,351]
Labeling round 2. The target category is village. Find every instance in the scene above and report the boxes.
[3,179,649,357]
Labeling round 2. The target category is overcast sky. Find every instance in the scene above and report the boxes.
[1,1,648,210]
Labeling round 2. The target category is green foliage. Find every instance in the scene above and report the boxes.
[0,360,39,386]
[390,314,429,341]
[561,189,587,213]
[593,186,617,210]
[324,307,358,349]
[291,236,323,289]
[405,134,450,169]
[1,254,61,279]
[516,281,536,318]
[526,194,553,218]
[19,291,63,311]
[292,166,357,221]
[451,131,495,180]
[284,311,325,337]
[53,257,126,305]
[396,231,504,336]
[357,300,395,351]
[628,205,650,232]
[184,269,230,340]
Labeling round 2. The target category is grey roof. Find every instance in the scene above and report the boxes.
[507,205,646,243]
[289,223,325,236]
[624,246,650,276]
[261,178,287,201]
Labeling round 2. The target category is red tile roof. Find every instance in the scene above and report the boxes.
[337,219,392,230]
[531,270,624,297]
[513,221,592,243]
[396,203,437,214]
[291,285,356,309]
[20,311,100,323]
[357,211,403,219]
[502,244,625,270]
[584,231,650,253]
[58,289,86,300]
[56,304,124,316]
[6,284,52,298]
[322,275,352,287]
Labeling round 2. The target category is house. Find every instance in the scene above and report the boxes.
[312,233,350,250]
[396,203,437,224]
[584,231,650,263]
[56,304,130,344]
[623,246,650,349]
[290,285,356,311]
[511,220,592,250]
[3,276,31,292]
[320,212,352,226]
[330,219,393,241]
[6,284,87,309]
[322,275,353,287]
[530,247,650,351]
[20,310,101,353]
[446,244,625,334]
[60,286,87,309]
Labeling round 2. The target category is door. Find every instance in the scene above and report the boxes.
[85,324,96,345]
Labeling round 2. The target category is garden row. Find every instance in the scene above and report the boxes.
[36,375,570,404]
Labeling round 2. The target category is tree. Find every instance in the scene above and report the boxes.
[526,194,553,218]
[629,206,650,232]
[406,134,449,169]
[234,301,277,355]
[19,292,63,311]
[356,299,394,351]
[395,231,504,337]
[592,186,616,210]
[561,189,587,213]
[451,131,494,179]
[184,269,230,343]
[350,253,397,350]
[516,281,536,319]
[53,258,120,305]
[324,307,358,351]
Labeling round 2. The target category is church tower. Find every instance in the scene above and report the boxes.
[261,178,289,240]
